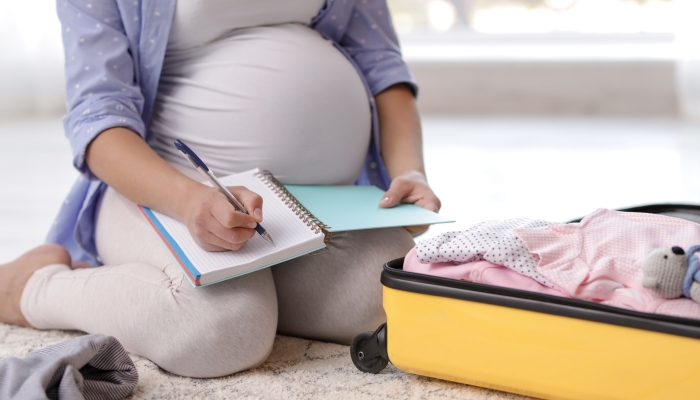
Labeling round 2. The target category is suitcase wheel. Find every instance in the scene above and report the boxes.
[350,323,389,374]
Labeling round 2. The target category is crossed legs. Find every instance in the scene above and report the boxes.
[13,187,414,377]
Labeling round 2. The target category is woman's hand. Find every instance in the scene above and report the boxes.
[182,185,264,251]
[374,84,440,236]
[85,128,265,251]
[379,171,441,236]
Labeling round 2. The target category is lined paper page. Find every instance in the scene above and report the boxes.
[151,169,324,278]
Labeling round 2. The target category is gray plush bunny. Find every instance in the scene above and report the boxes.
[641,246,700,303]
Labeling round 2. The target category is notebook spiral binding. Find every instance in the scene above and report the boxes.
[256,170,332,244]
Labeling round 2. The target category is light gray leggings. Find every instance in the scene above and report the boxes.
[20,187,415,378]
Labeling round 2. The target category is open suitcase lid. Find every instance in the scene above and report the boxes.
[382,203,700,340]
[567,203,700,224]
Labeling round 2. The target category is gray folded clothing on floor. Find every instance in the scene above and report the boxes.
[0,334,137,400]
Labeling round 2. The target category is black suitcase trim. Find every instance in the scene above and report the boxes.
[382,258,700,340]
[567,203,700,223]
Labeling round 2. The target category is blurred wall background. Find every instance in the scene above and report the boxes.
[0,1,65,117]
[388,0,700,118]
[2,0,700,119]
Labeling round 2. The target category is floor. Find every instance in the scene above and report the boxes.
[1,116,700,398]
[0,324,527,400]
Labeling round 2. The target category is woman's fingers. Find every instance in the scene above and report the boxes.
[209,192,258,229]
[415,194,441,213]
[194,230,242,252]
[227,186,264,222]
[379,177,413,208]
[379,172,441,213]
[186,185,263,251]
[206,216,256,249]
[190,211,253,251]
[404,224,430,236]
[201,190,257,249]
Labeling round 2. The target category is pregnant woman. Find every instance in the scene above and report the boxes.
[0,0,440,377]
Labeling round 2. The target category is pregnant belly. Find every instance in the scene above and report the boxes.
[149,23,371,185]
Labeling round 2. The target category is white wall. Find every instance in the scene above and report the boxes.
[0,1,66,117]
[402,33,681,116]
[0,2,694,118]
[675,0,700,122]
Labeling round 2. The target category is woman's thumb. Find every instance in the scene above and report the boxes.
[379,190,400,208]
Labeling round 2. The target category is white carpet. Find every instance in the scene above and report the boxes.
[0,324,529,399]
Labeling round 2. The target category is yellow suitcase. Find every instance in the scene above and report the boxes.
[350,204,700,400]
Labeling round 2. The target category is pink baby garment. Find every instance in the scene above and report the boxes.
[403,247,569,298]
[515,208,700,318]
[415,219,555,288]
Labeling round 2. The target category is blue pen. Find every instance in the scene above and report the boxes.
[174,140,274,245]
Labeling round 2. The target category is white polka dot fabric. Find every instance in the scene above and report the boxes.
[416,218,556,288]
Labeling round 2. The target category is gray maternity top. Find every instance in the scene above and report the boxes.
[149,0,372,185]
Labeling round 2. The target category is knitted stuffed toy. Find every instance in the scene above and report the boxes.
[642,245,700,303]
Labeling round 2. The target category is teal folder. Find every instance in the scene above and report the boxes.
[285,185,454,232]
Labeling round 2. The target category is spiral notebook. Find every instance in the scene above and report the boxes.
[139,168,453,287]
[139,169,329,287]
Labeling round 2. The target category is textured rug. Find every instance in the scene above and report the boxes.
[0,324,530,399]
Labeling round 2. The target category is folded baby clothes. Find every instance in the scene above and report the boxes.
[404,247,569,297]
[415,218,555,288]
[515,208,700,318]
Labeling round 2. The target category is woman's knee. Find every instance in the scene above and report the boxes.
[145,269,278,378]
[324,230,413,343]
[273,227,414,345]
[163,306,277,378]
[335,227,414,300]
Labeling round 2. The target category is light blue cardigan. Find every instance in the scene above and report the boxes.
[49,0,417,266]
